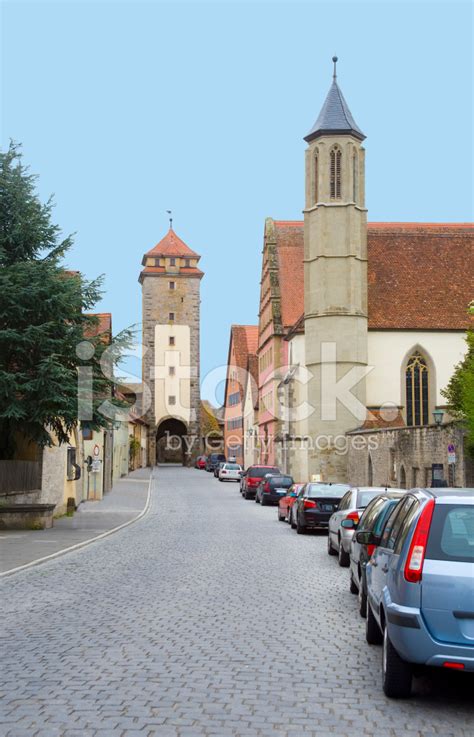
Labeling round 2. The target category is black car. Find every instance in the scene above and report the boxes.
[213,461,226,478]
[255,474,294,506]
[206,453,226,472]
[291,483,350,534]
[348,491,406,617]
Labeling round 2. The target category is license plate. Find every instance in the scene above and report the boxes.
[275,488,286,494]
[322,504,333,512]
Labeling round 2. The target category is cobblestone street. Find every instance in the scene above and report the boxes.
[1,467,473,737]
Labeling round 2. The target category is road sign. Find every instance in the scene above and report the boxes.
[448,446,456,465]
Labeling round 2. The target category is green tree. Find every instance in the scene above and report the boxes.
[442,303,474,456]
[0,142,132,459]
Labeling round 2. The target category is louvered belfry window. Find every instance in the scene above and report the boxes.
[406,352,429,426]
[330,147,342,199]
[314,153,319,204]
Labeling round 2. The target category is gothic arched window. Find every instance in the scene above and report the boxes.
[405,351,429,426]
[352,152,358,202]
[330,147,342,199]
[314,151,319,204]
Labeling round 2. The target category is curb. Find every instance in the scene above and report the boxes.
[0,469,154,580]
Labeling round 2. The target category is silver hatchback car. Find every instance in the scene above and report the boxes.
[328,487,400,567]
[366,488,474,698]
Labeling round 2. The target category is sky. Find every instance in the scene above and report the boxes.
[1,0,473,405]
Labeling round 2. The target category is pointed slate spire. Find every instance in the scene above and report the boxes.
[304,57,365,143]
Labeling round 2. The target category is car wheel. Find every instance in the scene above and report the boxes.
[382,626,412,698]
[349,574,358,594]
[219,478,223,482]
[359,582,368,618]
[338,538,350,567]
[366,603,383,645]
[296,514,306,535]
[327,533,337,556]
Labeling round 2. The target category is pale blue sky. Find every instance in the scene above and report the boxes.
[1,1,473,404]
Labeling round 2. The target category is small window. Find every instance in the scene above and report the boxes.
[82,427,93,440]
[330,146,342,199]
[168,396,176,405]
[169,366,175,376]
[405,351,429,426]
[352,152,358,202]
[169,312,175,321]
[184,258,190,267]
[169,258,176,266]
[169,336,175,346]
[169,281,175,290]
[314,152,319,204]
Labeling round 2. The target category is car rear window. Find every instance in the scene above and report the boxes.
[426,505,474,563]
[249,467,279,478]
[269,476,293,487]
[357,490,384,508]
[225,464,241,470]
[306,483,350,498]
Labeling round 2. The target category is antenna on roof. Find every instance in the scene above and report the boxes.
[332,55,338,80]
[166,210,173,229]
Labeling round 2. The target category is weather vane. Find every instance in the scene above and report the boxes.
[166,210,173,229]
[332,55,338,79]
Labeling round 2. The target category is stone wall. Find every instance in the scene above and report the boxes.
[142,274,201,465]
[347,423,471,489]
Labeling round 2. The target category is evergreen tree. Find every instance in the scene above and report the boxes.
[0,142,132,459]
[442,303,474,456]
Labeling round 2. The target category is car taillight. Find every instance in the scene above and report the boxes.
[304,500,316,509]
[367,544,375,557]
[345,511,360,524]
[404,499,435,583]
[443,662,465,670]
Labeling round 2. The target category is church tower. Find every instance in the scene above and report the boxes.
[139,226,204,465]
[303,58,368,481]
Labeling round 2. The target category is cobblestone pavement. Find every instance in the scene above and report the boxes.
[1,467,473,737]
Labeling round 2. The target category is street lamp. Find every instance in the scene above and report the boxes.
[433,408,444,426]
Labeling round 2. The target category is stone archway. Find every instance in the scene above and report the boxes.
[156,418,188,465]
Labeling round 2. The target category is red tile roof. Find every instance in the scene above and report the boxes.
[225,325,259,404]
[271,221,473,331]
[84,312,112,340]
[144,228,200,259]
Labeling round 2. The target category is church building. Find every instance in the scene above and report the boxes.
[254,59,473,485]
[139,227,204,465]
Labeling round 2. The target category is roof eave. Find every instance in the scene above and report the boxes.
[304,128,366,143]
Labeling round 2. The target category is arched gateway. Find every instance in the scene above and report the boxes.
[139,227,204,467]
[156,418,188,465]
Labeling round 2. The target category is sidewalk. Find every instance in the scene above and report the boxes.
[0,467,152,575]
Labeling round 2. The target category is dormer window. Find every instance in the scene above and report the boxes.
[184,258,190,268]
[169,258,176,266]
[330,146,342,199]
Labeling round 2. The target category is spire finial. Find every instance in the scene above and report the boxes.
[166,209,173,229]
[332,55,338,79]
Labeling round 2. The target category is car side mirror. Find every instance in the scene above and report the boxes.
[355,530,371,545]
[341,519,356,529]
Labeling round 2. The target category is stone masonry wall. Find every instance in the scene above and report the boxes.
[142,274,201,465]
[347,423,469,489]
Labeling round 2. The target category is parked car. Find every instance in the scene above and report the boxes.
[349,491,407,617]
[240,465,280,499]
[290,483,351,534]
[206,453,226,472]
[278,483,305,522]
[219,463,243,482]
[365,488,474,698]
[328,487,398,567]
[213,461,225,478]
[255,474,294,506]
[195,455,207,470]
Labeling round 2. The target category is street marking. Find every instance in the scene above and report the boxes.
[0,470,154,579]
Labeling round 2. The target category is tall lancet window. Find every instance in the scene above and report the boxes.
[314,150,319,204]
[352,152,358,203]
[330,147,342,199]
[405,351,429,426]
